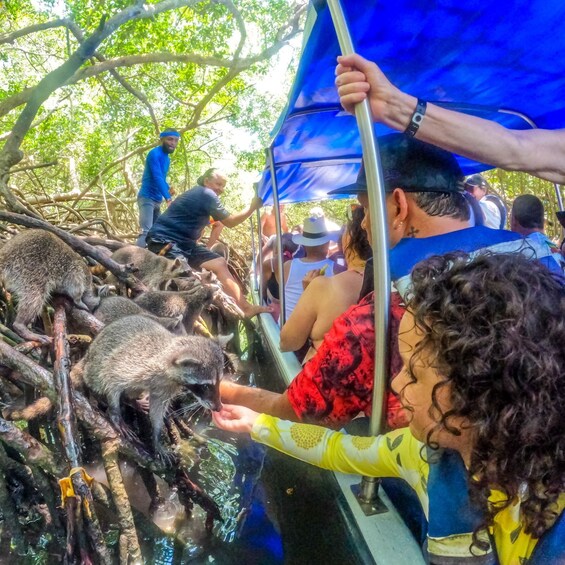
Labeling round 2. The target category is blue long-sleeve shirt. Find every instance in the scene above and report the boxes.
[138,146,171,202]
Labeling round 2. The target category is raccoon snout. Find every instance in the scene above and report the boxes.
[210,399,223,412]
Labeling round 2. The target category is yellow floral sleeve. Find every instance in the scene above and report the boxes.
[251,414,429,502]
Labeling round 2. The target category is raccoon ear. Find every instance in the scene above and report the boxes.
[173,354,199,368]
[216,333,233,349]
[172,258,182,269]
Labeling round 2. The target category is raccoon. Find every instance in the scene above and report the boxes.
[110,246,187,291]
[81,315,223,457]
[93,296,186,335]
[167,277,202,292]
[0,230,99,343]
[133,286,216,333]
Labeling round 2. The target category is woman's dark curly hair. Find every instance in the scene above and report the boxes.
[407,252,565,547]
[343,207,372,262]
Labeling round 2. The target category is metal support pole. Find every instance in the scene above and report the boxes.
[250,214,260,294]
[327,0,390,509]
[554,183,564,212]
[266,147,287,326]
[256,210,266,303]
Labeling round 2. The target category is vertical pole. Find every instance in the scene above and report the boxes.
[554,183,564,211]
[326,0,390,504]
[249,213,258,290]
[266,148,287,326]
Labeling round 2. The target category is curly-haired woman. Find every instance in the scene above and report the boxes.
[214,252,565,564]
[280,207,372,363]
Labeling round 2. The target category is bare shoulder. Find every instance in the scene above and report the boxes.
[328,270,364,300]
[305,273,331,295]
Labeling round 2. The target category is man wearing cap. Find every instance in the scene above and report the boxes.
[464,173,507,229]
[136,129,180,247]
[221,134,563,427]
[146,167,268,318]
[283,216,336,320]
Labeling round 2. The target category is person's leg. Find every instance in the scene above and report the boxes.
[152,200,162,224]
[200,256,271,318]
[136,197,157,247]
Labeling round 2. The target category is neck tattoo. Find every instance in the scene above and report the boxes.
[407,226,419,238]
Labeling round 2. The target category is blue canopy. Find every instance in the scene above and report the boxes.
[259,0,565,204]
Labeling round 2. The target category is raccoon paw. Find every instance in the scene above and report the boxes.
[120,426,141,445]
[13,325,51,345]
[155,446,179,467]
[111,415,141,445]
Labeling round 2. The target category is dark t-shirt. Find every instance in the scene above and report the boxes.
[148,185,230,243]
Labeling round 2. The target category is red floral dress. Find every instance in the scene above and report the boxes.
[287,291,408,429]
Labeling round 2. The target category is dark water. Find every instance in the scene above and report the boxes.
[1,347,370,564]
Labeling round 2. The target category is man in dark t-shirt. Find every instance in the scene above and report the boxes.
[147,168,269,317]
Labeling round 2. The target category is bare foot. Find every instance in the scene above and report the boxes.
[241,303,273,319]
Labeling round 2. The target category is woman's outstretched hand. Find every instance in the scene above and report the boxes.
[212,404,260,434]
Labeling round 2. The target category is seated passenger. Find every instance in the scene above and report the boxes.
[283,216,336,320]
[280,207,371,364]
[261,204,289,242]
[221,135,563,429]
[464,174,507,229]
[261,233,298,322]
[511,194,546,237]
[510,196,565,272]
[214,252,565,565]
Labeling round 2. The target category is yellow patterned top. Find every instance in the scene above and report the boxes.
[251,414,565,565]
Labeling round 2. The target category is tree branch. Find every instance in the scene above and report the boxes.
[0,0,204,210]
[0,18,73,46]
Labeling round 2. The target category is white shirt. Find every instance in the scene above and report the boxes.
[284,258,334,321]
[479,197,502,229]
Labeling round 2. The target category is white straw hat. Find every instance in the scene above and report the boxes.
[292,216,338,247]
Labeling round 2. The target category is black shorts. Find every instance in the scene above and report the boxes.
[146,237,221,269]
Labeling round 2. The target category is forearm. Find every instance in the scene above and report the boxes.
[388,91,565,183]
[159,185,172,201]
[222,206,255,228]
[251,414,404,478]
[220,381,299,421]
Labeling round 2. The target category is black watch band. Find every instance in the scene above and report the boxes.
[404,99,427,138]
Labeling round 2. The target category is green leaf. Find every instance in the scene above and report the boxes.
[510,524,522,544]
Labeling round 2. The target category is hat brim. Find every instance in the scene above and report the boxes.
[292,232,339,246]
[327,183,366,196]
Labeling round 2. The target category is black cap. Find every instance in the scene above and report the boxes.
[328,133,464,196]
[464,173,491,191]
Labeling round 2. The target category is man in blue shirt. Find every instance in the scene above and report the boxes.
[147,168,270,318]
[136,129,180,247]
